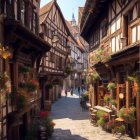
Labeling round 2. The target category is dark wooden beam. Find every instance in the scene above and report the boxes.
[138,0,140,18]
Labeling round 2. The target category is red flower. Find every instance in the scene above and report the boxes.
[103,114,109,120]
[38,111,49,118]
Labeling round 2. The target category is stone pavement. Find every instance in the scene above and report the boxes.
[49,89,135,140]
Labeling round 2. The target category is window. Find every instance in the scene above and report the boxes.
[132,27,136,43]
[129,9,133,22]
[21,1,25,24]
[111,37,115,52]
[33,12,37,33]
[29,6,32,29]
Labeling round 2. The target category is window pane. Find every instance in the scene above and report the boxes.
[111,37,115,52]
[132,27,136,43]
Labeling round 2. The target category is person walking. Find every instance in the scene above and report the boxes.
[78,86,81,98]
[71,86,73,96]
[65,89,67,98]
[81,83,84,92]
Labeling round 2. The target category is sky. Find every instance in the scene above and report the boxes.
[40,0,86,22]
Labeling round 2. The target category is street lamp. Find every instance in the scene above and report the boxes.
[119,92,125,107]
[0,44,11,59]
[119,93,124,99]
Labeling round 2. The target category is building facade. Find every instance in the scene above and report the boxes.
[66,15,89,89]
[0,0,51,139]
[39,0,71,109]
[81,0,140,138]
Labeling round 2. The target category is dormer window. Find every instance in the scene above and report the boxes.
[21,1,25,24]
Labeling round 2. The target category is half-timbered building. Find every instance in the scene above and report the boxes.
[66,16,89,89]
[0,0,51,139]
[39,0,71,109]
[81,0,140,138]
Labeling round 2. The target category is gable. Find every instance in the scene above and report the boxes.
[44,2,70,36]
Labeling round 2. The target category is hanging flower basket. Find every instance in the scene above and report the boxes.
[26,80,39,92]
[19,66,30,74]
[104,94,112,103]
[107,82,116,90]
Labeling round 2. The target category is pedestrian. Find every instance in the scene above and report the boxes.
[71,86,73,96]
[81,83,84,92]
[80,98,85,111]
[65,89,67,98]
[78,86,80,98]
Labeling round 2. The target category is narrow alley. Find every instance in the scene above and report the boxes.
[49,90,122,140]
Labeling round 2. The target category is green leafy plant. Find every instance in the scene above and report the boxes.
[119,106,136,122]
[26,80,39,92]
[114,125,126,134]
[127,76,135,81]
[107,82,115,90]
[16,94,27,110]
[90,48,111,65]
[0,72,10,94]
[104,94,112,103]
[91,72,100,81]
[97,110,105,118]
[110,99,117,106]
[128,71,140,83]
[97,118,106,126]
[19,66,30,74]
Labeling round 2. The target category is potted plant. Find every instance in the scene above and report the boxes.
[97,110,109,129]
[114,125,126,134]
[119,106,136,123]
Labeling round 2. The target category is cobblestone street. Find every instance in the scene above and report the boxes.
[49,90,134,140]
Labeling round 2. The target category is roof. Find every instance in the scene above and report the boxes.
[39,0,71,36]
[66,20,89,52]
[39,1,53,24]
[80,0,109,40]
[78,7,84,27]
[65,20,79,35]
